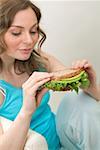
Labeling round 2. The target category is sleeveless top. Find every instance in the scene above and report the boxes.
[0,80,60,150]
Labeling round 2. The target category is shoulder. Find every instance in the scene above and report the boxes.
[0,88,5,106]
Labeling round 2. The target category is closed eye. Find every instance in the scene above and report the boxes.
[30,31,38,35]
[11,32,21,36]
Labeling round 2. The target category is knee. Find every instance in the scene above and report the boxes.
[24,130,48,150]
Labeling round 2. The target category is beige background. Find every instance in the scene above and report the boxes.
[33,1,100,112]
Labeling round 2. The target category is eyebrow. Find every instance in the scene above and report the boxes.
[11,23,38,29]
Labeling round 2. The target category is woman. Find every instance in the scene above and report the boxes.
[0,0,61,149]
[0,0,99,149]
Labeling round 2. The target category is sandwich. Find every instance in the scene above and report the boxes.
[43,68,90,93]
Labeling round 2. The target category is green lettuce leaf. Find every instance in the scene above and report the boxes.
[43,71,90,93]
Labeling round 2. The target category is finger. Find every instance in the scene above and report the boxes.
[27,72,53,84]
[79,59,88,68]
[83,62,92,69]
[23,72,53,88]
[27,75,51,89]
[72,59,90,69]
[72,60,81,69]
[24,78,50,98]
[29,77,51,93]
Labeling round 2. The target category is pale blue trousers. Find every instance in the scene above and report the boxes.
[56,90,100,150]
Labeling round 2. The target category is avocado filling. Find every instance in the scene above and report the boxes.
[43,71,90,93]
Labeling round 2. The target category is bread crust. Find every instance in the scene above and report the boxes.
[51,68,83,81]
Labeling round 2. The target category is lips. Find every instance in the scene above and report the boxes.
[20,48,32,54]
[22,48,31,51]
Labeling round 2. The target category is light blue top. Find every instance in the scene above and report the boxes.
[0,80,60,150]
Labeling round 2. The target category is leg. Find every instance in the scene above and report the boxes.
[56,90,100,150]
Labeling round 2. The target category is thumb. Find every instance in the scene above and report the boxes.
[36,88,49,107]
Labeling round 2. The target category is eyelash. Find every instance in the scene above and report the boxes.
[30,31,37,35]
[12,31,38,36]
[12,32,21,36]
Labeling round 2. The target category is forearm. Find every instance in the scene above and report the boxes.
[40,51,66,72]
[0,109,32,150]
[84,85,100,101]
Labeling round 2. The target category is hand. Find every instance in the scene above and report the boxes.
[21,72,53,115]
[71,59,97,92]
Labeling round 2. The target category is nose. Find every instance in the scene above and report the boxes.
[23,32,33,45]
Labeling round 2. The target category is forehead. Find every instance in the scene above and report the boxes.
[11,7,38,26]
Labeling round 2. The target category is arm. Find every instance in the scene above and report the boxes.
[40,50,66,72]
[41,51,100,101]
[84,84,100,101]
[0,122,3,135]
[0,90,31,150]
[0,110,32,150]
[0,72,52,150]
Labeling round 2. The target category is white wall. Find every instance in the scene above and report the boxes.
[33,1,100,112]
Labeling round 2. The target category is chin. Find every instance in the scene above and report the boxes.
[17,55,31,61]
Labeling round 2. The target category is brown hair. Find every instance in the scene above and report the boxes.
[0,0,47,75]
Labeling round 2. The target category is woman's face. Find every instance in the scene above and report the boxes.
[4,7,39,60]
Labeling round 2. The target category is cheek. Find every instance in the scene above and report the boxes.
[4,35,21,50]
[33,33,39,43]
[7,40,20,49]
